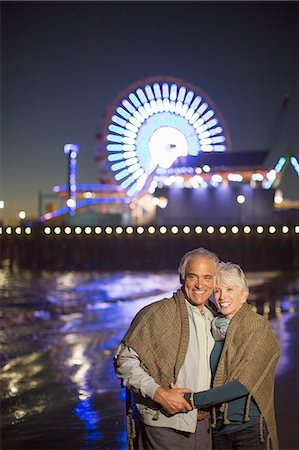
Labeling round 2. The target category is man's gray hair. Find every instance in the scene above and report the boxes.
[178,247,219,284]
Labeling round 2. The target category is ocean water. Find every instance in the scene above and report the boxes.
[1,269,298,450]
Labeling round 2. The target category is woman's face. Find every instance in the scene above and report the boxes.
[214,282,247,319]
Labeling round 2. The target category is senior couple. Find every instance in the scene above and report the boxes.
[114,248,280,450]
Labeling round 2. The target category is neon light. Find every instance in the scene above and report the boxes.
[122,99,135,114]
[197,102,208,116]
[178,86,186,102]
[107,144,122,151]
[116,107,130,119]
[64,144,79,216]
[162,82,169,98]
[251,173,264,181]
[185,90,194,105]
[274,156,286,173]
[228,173,243,182]
[123,129,136,138]
[170,84,178,101]
[136,88,147,104]
[109,124,124,134]
[290,156,299,175]
[112,115,126,126]
[153,83,162,98]
[107,134,122,143]
[106,80,229,196]
[157,98,163,112]
[129,93,141,108]
[145,84,154,101]
[190,96,201,110]
[125,122,138,133]
[111,161,126,171]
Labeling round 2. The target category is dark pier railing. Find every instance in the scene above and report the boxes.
[1,224,298,272]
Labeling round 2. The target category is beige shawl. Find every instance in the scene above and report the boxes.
[213,302,280,449]
[118,288,190,388]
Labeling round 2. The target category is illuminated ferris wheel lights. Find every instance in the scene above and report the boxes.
[112,115,126,127]
[123,151,137,159]
[121,176,134,189]
[138,105,149,120]
[170,84,178,101]
[190,95,202,111]
[169,101,176,113]
[157,98,164,112]
[122,145,136,152]
[206,118,219,129]
[127,184,138,197]
[111,161,126,171]
[198,131,211,140]
[162,82,169,98]
[202,109,214,122]
[115,169,129,180]
[175,101,183,115]
[200,138,212,146]
[184,107,194,121]
[201,145,214,152]
[143,100,158,117]
[107,144,122,151]
[125,122,138,133]
[136,173,148,187]
[123,129,137,139]
[122,99,135,114]
[145,84,154,101]
[197,102,209,116]
[163,98,170,112]
[125,157,138,167]
[126,163,140,174]
[116,106,131,120]
[108,153,122,162]
[107,134,122,143]
[212,135,225,143]
[129,93,141,108]
[106,79,230,197]
[179,103,189,117]
[136,87,147,104]
[196,124,208,135]
[129,116,142,128]
[210,126,223,136]
[133,110,145,123]
[184,90,194,105]
[189,112,200,124]
[132,168,144,180]
[122,136,135,145]
[193,118,204,128]
[153,82,162,98]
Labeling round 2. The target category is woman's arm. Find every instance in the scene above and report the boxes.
[184,381,248,408]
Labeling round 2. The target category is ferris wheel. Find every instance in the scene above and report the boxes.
[95,76,232,198]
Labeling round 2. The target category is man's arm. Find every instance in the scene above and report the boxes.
[114,344,192,415]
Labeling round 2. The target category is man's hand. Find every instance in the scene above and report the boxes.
[153,383,193,415]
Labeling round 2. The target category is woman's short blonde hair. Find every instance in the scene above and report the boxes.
[215,262,249,293]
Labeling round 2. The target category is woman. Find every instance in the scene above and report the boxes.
[184,262,280,450]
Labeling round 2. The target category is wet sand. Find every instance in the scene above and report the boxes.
[1,270,298,450]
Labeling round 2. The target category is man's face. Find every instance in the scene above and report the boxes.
[183,257,216,311]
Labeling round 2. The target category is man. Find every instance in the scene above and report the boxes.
[114,247,219,450]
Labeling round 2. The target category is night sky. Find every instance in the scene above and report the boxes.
[1,0,298,223]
